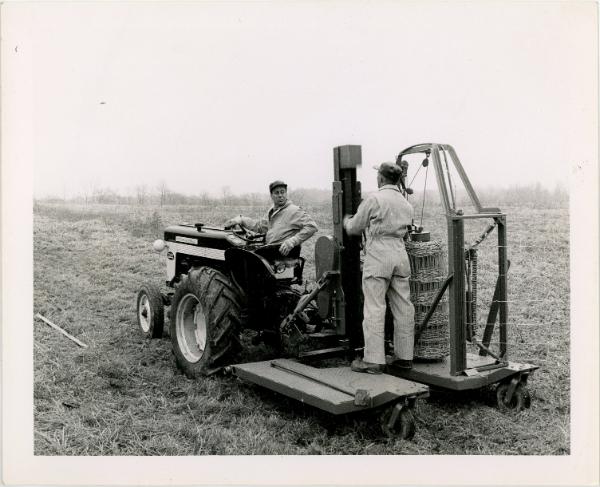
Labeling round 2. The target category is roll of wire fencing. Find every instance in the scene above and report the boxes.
[406,239,449,360]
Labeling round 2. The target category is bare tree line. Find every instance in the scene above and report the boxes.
[37,182,333,208]
[36,182,568,209]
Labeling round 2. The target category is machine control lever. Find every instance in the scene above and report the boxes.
[279,271,338,334]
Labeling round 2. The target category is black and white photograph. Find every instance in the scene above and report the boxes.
[1,1,598,485]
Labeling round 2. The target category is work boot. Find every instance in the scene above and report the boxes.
[392,359,413,369]
[351,358,383,375]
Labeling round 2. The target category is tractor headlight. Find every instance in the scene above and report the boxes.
[152,239,167,252]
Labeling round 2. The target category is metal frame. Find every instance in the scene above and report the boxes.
[398,143,500,214]
[443,214,509,375]
[392,143,537,386]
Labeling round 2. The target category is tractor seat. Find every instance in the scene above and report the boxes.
[226,245,304,291]
[253,244,304,283]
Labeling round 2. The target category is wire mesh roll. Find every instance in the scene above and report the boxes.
[470,249,478,335]
[464,247,479,340]
[406,239,449,360]
[406,240,446,279]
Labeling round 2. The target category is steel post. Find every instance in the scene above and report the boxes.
[497,216,508,358]
[333,146,363,348]
[448,217,467,375]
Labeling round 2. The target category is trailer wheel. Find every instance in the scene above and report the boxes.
[136,283,164,339]
[496,382,530,412]
[380,404,416,440]
[520,384,532,409]
[170,267,242,377]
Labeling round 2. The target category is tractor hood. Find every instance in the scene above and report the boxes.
[164,224,246,250]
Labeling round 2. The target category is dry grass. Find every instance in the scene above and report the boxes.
[33,202,569,455]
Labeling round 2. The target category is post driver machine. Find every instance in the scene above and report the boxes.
[231,143,538,439]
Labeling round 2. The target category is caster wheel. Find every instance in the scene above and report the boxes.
[496,382,530,412]
[380,404,416,440]
[519,384,532,409]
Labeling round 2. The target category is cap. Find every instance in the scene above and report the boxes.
[269,180,288,193]
[373,162,402,183]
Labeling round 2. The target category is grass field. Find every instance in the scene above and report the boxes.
[33,201,569,455]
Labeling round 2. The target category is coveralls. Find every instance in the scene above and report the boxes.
[344,184,415,365]
[241,200,318,247]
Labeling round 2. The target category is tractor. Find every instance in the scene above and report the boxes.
[136,145,366,378]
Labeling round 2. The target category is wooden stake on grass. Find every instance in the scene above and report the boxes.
[35,313,88,348]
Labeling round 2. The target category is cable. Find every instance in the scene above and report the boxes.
[408,163,423,188]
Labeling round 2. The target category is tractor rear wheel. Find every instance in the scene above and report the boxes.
[170,267,243,377]
[136,283,165,339]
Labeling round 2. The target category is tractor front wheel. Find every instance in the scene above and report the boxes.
[136,283,165,339]
[170,267,243,377]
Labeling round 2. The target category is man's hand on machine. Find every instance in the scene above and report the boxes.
[224,215,243,230]
[279,238,296,256]
[342,214,353,231]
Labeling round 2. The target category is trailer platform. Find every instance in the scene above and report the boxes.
[231,358,429,415]
[387,353,539,391]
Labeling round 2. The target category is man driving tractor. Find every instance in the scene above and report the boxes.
[224,180,318,256]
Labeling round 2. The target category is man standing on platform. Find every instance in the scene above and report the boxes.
[343,163,415,374]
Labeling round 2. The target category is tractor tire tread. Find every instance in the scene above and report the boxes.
[170,267,243,377]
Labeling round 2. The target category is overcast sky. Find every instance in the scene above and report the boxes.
[4,1,597,198]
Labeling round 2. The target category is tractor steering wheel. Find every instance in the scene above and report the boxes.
[227,223,265,243]
[226,222,249,235]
